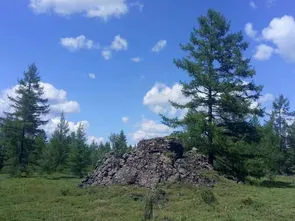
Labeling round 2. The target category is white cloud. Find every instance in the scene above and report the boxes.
[29,0,129,20]
[60,35,95,52]
[151,40,167,53]
[42,118,104,144]
[245,23,257,38]
[131,119,173,142]
[102,49,112,60]
[40,82,67,101]
[0,82,80,117]
[259,93,274,104]
[87,136,104,145]
[250,93,274,110]
[50,101,80,114]
[143,83,190,118]
[111,35,128,51]
[254,44,274,60]
[41,117,89,136]
[131,57,142,63]
[249,1,257,9]
[122,116,129,124]
[88,73,96,79]
[261,15,295,62]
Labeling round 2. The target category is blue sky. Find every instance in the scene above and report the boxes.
[1,0,295,144]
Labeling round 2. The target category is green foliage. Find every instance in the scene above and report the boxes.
[162,9,262,169]
[200,188,217,205]
[41,113,70,173]
[0,64,49,176]
[143,192,154,220]
[68,124,90,178]
[109,130,130,156]
[1,175,295,220]
[89,141,112,168]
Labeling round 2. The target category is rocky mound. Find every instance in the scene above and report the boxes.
[81,137,215,188]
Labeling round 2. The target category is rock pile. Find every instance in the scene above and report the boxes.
[81,137,215,188]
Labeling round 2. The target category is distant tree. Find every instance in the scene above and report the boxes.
[0,64,49,175]
[68,124,89,178]
[162,9,262,169]
[89,141,99,168]
[109,130,130,156]
[271,95,295,151]
[288,122,295,172]
[41,113,70,173]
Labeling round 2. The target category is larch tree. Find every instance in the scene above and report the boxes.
[1,64,49,175]
[68,123,89,178]
[42,112,70,173]
[162,9,263,166]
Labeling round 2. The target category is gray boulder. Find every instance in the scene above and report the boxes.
[81,137,215,188]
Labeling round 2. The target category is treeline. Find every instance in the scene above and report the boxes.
[163,9,295,182]
[1,9,295,182]
[0,65,131,177]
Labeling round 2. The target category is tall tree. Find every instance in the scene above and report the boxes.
[109,130,129,156]
[41,113,70,173]
[68,124,89,178]
[271,94,295,151]
[163,9,262,166]
[1,64,49,175]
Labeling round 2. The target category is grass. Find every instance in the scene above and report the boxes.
[0,174,295,221]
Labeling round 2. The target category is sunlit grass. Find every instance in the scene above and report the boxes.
[0,174,295,221]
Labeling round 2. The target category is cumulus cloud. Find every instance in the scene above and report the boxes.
[100,35,128,60]
[41,117,89,136]
[249,1,257,9]
[259,93,274,104]
[131,57,142,63]
[101,49,112,60]
[261,15,295,62]
[111,35,128,51]
[245,23,257,38]
[88,73,96,79]
[151,40,167,53]
[131,119,173,142]
[254,44,274,60]
[60,35,95,52]
[29,0,129,20]
[0,82,80,117]
[50,101,80,114]
[87,136,104,145]
[122,116,129,124]
[143,83,190,118]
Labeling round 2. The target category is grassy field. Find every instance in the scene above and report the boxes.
[1,174,295,221]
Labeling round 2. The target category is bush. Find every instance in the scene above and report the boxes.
[200,188,217,205]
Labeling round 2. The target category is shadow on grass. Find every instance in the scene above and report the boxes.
[259,180,295,188]
[46,175,78,180]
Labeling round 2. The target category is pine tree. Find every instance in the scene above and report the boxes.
[109,130,129,156]
[271,94,295,151]
[162,9,262,167]
[41,113,70,173]
[1,64,49,175]
[68,124,89,178]
[0,127,4,171]
[288,122,295,171]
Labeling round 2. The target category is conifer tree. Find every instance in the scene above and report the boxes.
[271,94,295,151]
[109,130,129,156]
[162,9,262,166]
[1,64,49,175]
[41,113,70,173]
[69,124,89,177]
